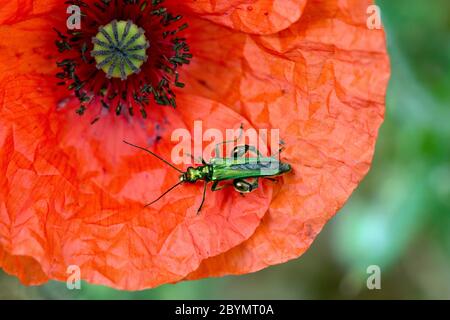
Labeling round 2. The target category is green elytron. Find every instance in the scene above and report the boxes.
[124,131,292,214]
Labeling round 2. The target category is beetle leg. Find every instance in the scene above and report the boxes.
[214,124,244,158]
[185,152,206,166]
[233,178,259,193]
[249,178,260,191]
[231,145,263,159]
[270,140,287,159]
[211,181,232,192]
[197,181,208,215]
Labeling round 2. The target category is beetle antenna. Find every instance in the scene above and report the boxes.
[145,181,184,207]
[123,140,184,174]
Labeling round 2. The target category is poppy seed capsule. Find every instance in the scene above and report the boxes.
[91,20,150,80]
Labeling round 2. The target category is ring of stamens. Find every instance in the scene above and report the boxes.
[92,20,150,80]
[54,0,193,117]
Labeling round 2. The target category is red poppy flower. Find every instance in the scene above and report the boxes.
[0,0,390,290]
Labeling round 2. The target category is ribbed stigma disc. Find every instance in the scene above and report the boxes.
[91,20,150,80]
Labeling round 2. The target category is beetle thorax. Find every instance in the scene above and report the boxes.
[184,166,210,182]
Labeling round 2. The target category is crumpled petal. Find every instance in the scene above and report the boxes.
[0,0,275,290]
[0,16,60,81]
[172,0,307,35]
[0,74,272,289]
[0,0,59,25]
[185,0,390,279]
[0,0,390,290]
[0,246,48,285]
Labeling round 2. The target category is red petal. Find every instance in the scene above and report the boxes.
[0,72,272,289]
[186,0,390,279]
[173,0,307,34]
[0,0,59,25]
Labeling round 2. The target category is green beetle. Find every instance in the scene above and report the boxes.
[124,130,291,214]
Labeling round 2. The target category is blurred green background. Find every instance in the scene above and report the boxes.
[1,0,449,299]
